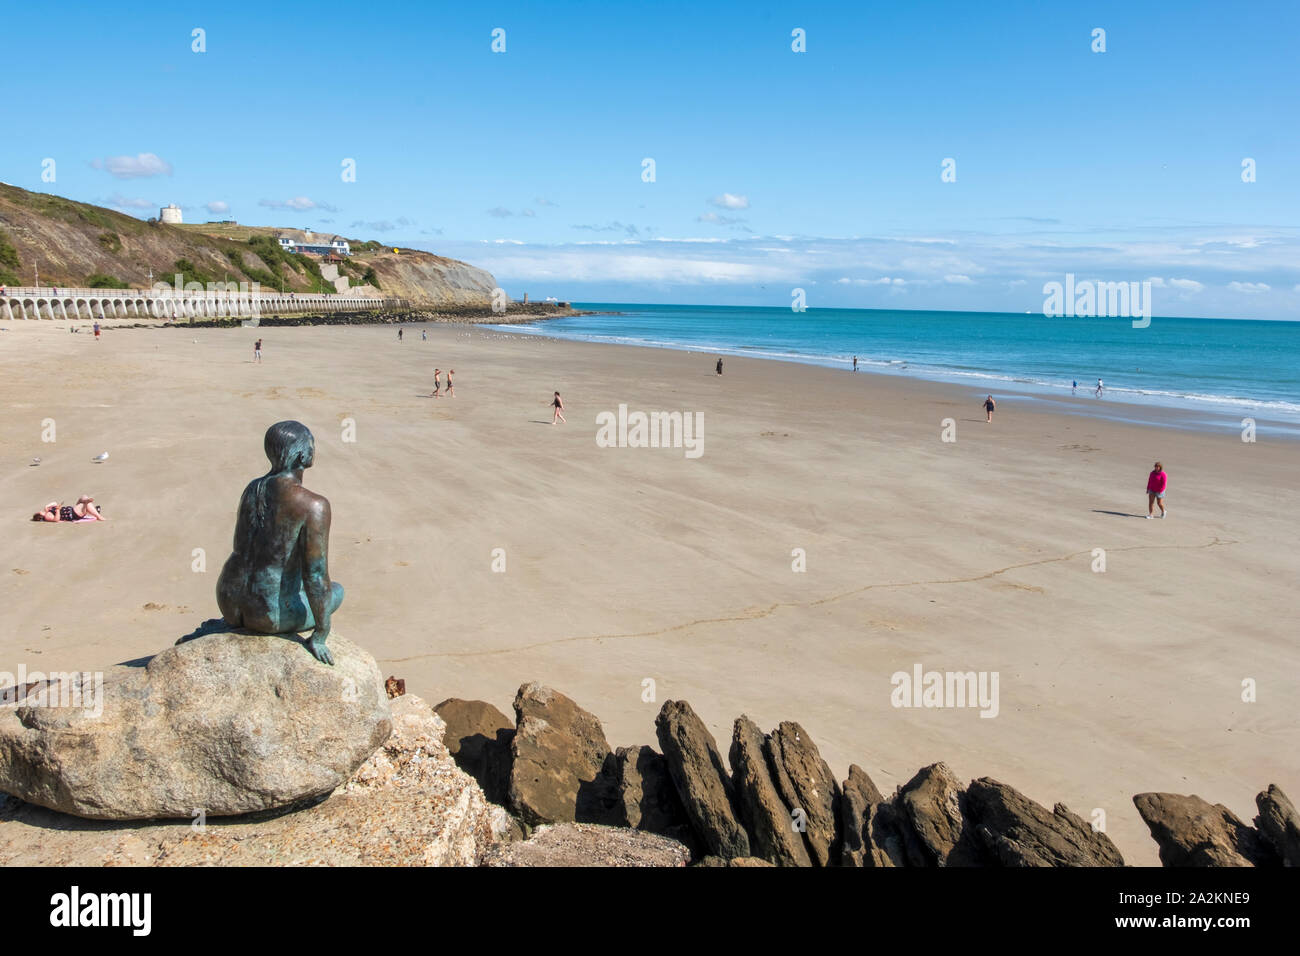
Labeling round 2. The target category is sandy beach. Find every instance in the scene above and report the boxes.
[1,319,1296,865]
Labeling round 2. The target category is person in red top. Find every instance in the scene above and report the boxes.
[1146,461,1168,519]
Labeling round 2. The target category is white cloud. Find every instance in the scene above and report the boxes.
[260,196,337,212]
[1168,278,1204,292]
[91,153,173,179]
[1228,281,1270,294]
[106,193,154,210]
[835,277,907,287]
[944,274,973,284]
[710,193,750,210]
[205,200,230,215]
[698,212,747,226]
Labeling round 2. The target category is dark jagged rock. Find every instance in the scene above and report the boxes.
[840,764,886,866]
[1254,785,1300,866]
[965,778,1124,866]
[729,717,812,867]
[610,745,694,845]
[654,700,750,859]
[768,721,842,866]
[867,799,921,866]
[433,698,515,806]
[896,762,985,866]
[507,683,619,827]
[1133,792,1280,867]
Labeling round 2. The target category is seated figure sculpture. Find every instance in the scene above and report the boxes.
[215,420,344,664]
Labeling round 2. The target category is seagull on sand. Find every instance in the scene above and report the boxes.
[93,452,109,463]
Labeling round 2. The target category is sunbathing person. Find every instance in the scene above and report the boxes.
[31,496,107,522]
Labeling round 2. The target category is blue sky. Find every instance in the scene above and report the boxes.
[3,0,1297,317]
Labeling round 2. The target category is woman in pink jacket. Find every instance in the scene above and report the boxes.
[1146,462,1168,519]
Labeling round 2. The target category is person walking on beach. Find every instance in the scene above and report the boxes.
[254,338,263,364]
[1146,461,1168,519]
[421,329,427,341]
[93,321,101,341]
[551,391,566,424]
[432,368,442,397]
[445,369,455,399]
[984,395,996,422]
[1072,379,1077,394]
[1095,378,1104,398]
[853,355,859,372]
[398,327,404,342]
[716,358,724,375]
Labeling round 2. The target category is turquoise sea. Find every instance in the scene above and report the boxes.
[495,304,1300,435]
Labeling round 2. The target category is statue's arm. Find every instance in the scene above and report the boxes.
[303,496,333,638]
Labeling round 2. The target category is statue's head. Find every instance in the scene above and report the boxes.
[264,420,315,473]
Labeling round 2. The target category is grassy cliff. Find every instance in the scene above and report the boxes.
[0,185,498,308]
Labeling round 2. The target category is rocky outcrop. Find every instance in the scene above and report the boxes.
[481,822,691,867]
[896,763,984,866]
[841,763,890,867]
[434,698,514,806]
[507,682,618,827]
[729,716,812,867]
[609,744,693,842]
[1133,792,1280,867]
[694,855,776,867]
[966,778,1124,866]
[655,700,750,859]
[0,631,390,820]
[768,721,842,866]
[0,693,513,865]
[1254,785,1300,866]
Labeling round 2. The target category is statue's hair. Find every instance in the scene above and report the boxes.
[251,421,315,533]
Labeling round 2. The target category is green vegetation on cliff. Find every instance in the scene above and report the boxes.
[0,228,21,284]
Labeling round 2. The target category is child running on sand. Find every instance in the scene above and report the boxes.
[432,368,441,397]
[551,391,566,424]
[445,369,454,398]
[254,338,262,363]
[984,395,996,422]
[1146,462,1168,518]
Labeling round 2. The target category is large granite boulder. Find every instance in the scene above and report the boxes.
[434,698,514,805]
[896,762,984,866]
[0,631,390,820]
[0,693,514,865]
[1254,784,1300,866]
[507,682,618,827]
[1134,792,1280,867]
[768,721,841,866]
[655,700,750,858]
[730,716,812,866]
[965,778,1124,866]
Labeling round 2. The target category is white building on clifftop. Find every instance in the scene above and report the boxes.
[160,204,183,224]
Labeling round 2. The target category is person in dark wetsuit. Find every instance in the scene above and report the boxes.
[716,358,723,375]
[984,395,996,423]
